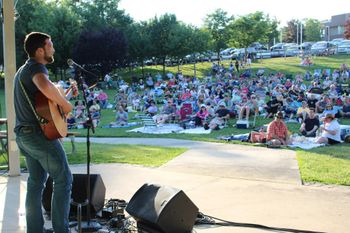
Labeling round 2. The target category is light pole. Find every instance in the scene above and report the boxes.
[326,26,330,41]
[300,23,303,44]
[296,23,299,44]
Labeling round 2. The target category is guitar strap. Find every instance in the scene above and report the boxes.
[18,69,49,125]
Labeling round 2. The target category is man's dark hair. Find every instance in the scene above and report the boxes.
[24,32,51,57]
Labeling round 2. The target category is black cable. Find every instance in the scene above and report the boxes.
[196,212,325,233]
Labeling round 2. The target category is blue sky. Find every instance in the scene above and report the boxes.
[119,0,350,27]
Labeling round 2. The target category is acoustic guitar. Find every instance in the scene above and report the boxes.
[35,81,78,140]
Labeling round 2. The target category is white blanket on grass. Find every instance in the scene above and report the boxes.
[127,124,211,134]
[288,136,325,150]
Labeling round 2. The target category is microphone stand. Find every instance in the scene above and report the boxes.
[70,67,101,232]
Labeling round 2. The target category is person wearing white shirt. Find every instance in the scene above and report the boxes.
[317,113,341,145]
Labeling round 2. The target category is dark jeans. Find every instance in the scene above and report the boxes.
[194,116,204,126]
[15,125,72,233]
[301,130,316,137]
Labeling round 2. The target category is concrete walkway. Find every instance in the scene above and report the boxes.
[74,138,301,184]
[0,138,350,233]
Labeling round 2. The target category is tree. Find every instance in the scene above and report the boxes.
[147,14,182,75]
[284,20,298,43]
[14,0,81,79]
[204,9,233,63]
[69,0,133,32]
[229,11,279,48]
[73,28,127,81]
[345,17,350,39]
[14,0,49,65]
[38,2,81,79]
[177,26,210,76]
[126,22,152,77]
[304,19,322,42]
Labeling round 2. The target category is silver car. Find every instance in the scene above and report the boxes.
[311,41,336,56]
[337,40,350,54]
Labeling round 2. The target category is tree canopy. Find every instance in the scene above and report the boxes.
[229,11,279,48]
[0,1,331,78]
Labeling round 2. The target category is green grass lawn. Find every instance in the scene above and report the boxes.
[65,143,187,167]
[116,55,350,82]
[1,55,350,186]
[296,144,350,186]
[0,143,187,168]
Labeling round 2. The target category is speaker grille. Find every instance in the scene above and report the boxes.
[42,174,106,217]
[126,183,198,233]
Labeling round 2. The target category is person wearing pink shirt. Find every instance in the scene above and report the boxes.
[194,104,209,126]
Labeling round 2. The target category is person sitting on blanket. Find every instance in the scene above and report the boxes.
[115,106,128,126]
[90,106,101,128]
[74,100,86,119]
[264,95,283,118]
[340,96,350,118]
[145,100,158,116]
[194,104,209,127]
[208,102,230,130]
[296,101,310,123]
[299,108,320,137]
[153,98,176,124]
[238,94,258,121]
[67,113,76,129]
[316,113,341,145]
[266,111,290,146]
[316,95,331,114]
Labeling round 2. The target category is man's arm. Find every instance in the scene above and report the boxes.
[33,73,73,114]
[320,126,337,135]
[307,125,319,135]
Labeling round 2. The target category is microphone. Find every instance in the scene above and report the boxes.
[67,59,99,78]
[67,59,84,70]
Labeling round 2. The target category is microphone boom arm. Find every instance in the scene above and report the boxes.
[67,59,99,78]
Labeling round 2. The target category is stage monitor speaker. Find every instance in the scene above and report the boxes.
[42,174,106,217]
[126,183,198,233]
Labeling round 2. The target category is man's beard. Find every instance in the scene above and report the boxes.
[44,51,54,64]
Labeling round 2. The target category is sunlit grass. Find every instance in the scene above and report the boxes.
[0,142,187,168]
[2,55,350,185]
[296,144,350,185]
[65,142,187,167]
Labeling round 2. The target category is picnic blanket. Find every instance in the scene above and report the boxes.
[127,124,211,134]
[102,122,142,128]
[218,133,250,141]
[178,127,211,134]
[288,135,325,150]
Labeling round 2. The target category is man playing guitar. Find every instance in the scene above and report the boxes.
[13,32,73,233]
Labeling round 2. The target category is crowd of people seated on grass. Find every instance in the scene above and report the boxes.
[65,61,350,145]
[64,82,110,129]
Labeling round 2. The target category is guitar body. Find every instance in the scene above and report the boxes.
[35,87,67,140]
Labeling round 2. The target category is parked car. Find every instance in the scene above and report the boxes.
[249,42,268,51]
[256,50,271,59]
[270,43,285,51]
[220,47,236,60]
[337,40,350,54]
[144,58,156,66]
[285,45,300,57]
[300,42,315,50]
[311,41,336,56]
[331,38,345,46]
[232,48,245,60]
